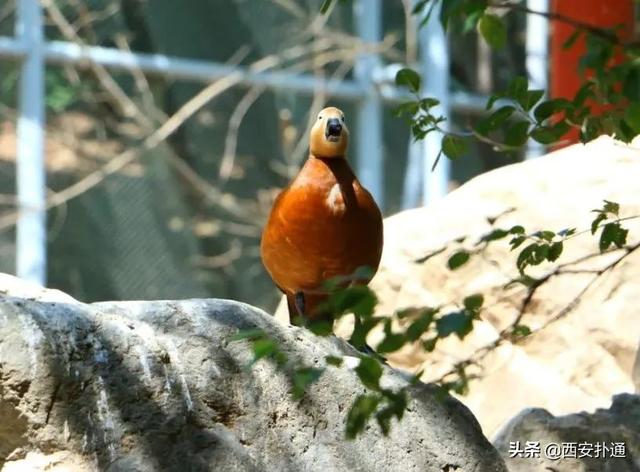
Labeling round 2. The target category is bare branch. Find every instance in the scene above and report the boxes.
[219,86,266,185]
[434,240,640,386]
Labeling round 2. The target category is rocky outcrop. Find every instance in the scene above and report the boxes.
[276,136,640,437]
[0,274,506,471]
[494,394,640,471]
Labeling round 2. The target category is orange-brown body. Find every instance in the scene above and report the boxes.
[261,107,383,321]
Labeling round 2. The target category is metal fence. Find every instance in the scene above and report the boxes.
[0,0,548,286]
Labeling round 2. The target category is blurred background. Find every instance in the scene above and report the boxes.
[0,0,550,312]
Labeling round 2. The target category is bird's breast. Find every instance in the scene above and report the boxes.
[326,183,347,215]
[261,157,383,293]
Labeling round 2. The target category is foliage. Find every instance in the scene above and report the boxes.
[394,0,640,153]
[235,199,636,439]
[232,0,640,441]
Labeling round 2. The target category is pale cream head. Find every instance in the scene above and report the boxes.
[309,107,349,158]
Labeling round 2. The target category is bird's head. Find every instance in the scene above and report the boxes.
[309,107,349,158]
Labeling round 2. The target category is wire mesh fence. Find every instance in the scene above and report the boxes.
[0,0,542,311]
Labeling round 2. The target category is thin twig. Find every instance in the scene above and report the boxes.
[0,72,246,232]
[434,240,640,385]
[219,86,266,185]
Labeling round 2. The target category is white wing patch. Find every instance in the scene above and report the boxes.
[326,183,346,215]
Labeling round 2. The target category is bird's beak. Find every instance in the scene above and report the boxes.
[325,118,342,142]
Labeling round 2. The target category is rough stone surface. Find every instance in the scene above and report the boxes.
[276,136,640,437]
[493,394,640,471]
[0,275,506,472]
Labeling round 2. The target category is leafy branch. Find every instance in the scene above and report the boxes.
[394,0,640,159]
[268,1,640,440]
[236,199,636,438]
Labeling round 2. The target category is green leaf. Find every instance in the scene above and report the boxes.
[418,0,439,28]
[533,244,550,264]
[512,325,532,338]
[480,228,509,243]
[412,0,430,14]
[548,241,563,262]
[463,294,484,311]
[439,377,469,396]
[355,357,383,391]
[509,236,526,250]
[395,68,421,93]
[420,97,440,109]
[486,93,503,110]
[406,310,436,341]
[393,101,420,117]
[478,14,506,49]
[376,320,406,354]
[534,98,572,122]
[442,135,469,160]
[376,333,406,354]
[375,391,407,436]
[520,90,545,112]
[439,0,465,29]
[506,76,528,102]
[599,222,628,252]
[603,200,620,216]
[535,230,556,242]
[463,10,483,33]
[530,126,559,145]
[562,29,582,50]
[504,120,531,147]
[623,67,640,102]
[328,285,377,319]
[447,250,470,270]
[349,317,382,350]
[325,355,343,367]
[509,225,526,234]
[231,328,265,341]
[320,0,334,14]
[517,243,538,273]
[436,311,473,339]
[550,121,570,139]
[308,320,334,336]
[346,394,381,440]
[291,367,324,400]
[573,81,596,107]
[591,213,607,234]
[476,106,515,135]
[422,337,438,352]
[251,338,285,364]
[580,116,603,142]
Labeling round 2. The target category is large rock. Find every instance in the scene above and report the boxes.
[277,135,640,437]
[0,274,506,471]
[493,393,640,471]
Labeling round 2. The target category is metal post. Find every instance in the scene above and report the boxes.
[418,1,450,205]
[354,0,384,209]
[15,0,46,284]
[525,0,549,159]
[401,138,422,209]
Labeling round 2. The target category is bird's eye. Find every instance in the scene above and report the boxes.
[341,115,345,121]
[318,115,322,120]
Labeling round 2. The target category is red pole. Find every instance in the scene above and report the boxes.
[550,0,635,144]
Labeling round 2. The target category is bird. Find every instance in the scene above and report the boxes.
[261,106,383,326]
